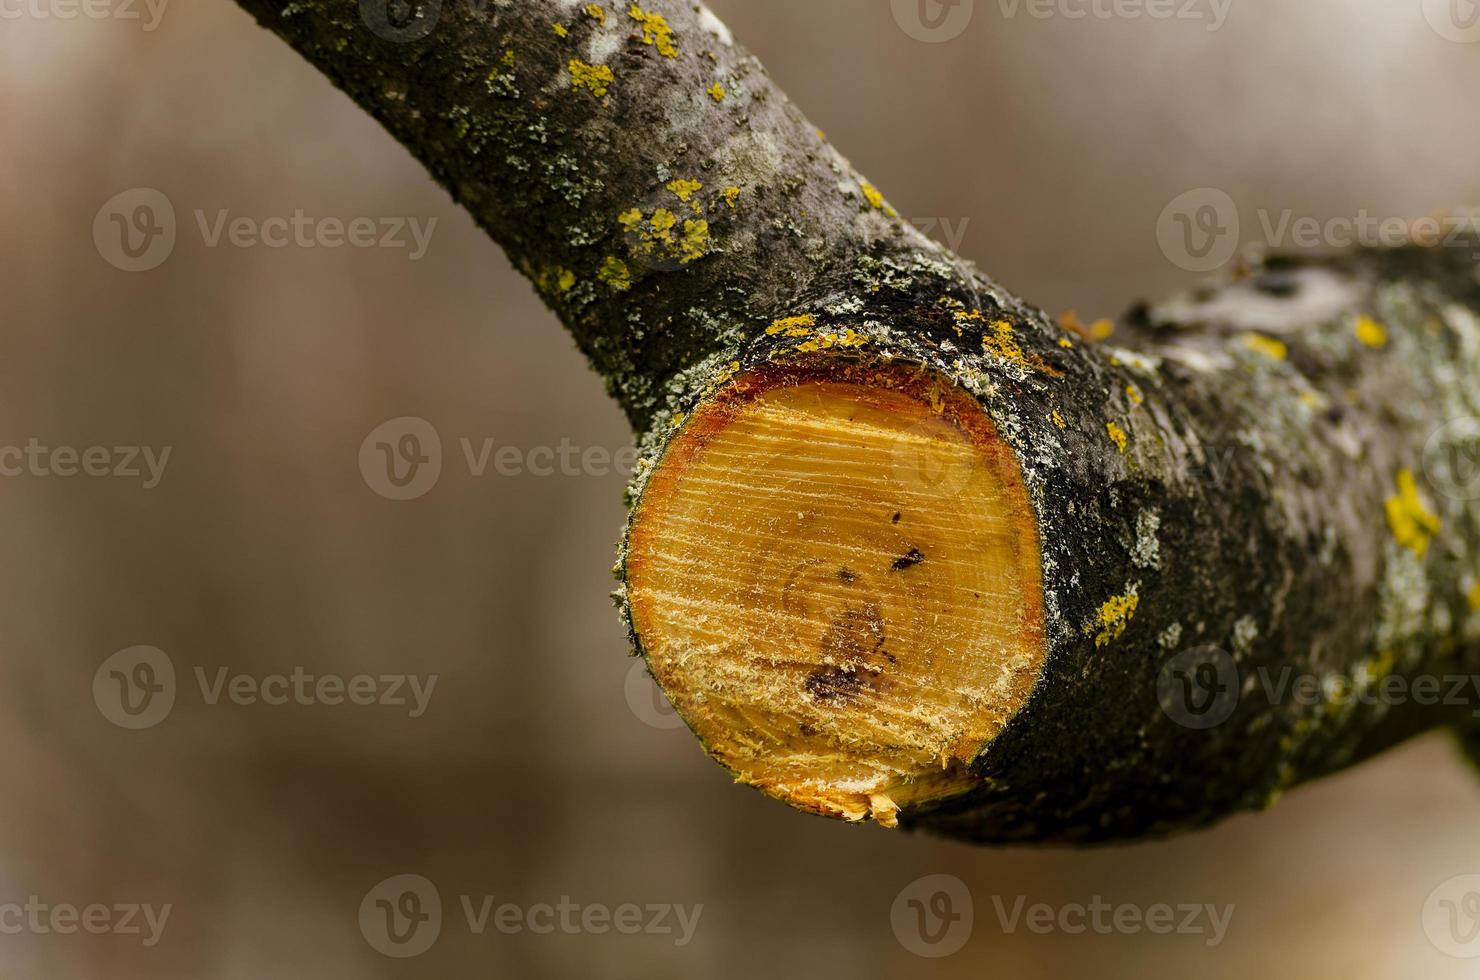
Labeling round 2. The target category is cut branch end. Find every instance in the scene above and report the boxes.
[627,360,1047,825]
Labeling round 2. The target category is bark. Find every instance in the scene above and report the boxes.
[233,0,1480,843]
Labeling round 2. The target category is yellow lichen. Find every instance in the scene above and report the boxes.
[629,5,678,58]
[953,311,1059,376]
[981,319,1027,367]
[1468,582,1480,613]
[707,82,726,102]
[1355,314,1389,349]
[859,181,895,215]
[569,59,614,98]
[584,3,606,24]
[1060,310,1114,342]
[534,266,578,295]
[1385,468,1441,558]
[723,186,742,209]
[618,205,710,266]
[1094,589,1140,648]
[1107,422,1129,453]
[598,255,632,291]
[1051,410,1067,430]
[650,208,677,235]
[1058,337,1074,349]
[502,49,516,68]
[765,314,816,337]
[798,329,869,353]
[1242,332,1289,361]
[677,219,710,263]
[667,178,703,206]
[553,22,569,37]
[1126,384,1144,406]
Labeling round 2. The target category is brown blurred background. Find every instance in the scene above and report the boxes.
[4,0,1480,976]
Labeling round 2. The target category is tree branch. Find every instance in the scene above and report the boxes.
[234,0,1480,843]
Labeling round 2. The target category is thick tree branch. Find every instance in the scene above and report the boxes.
[234,0,1480,843]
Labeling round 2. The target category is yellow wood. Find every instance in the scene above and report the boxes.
[627,362,1045,826]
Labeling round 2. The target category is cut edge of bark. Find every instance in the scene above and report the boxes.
[626,357,1048,826]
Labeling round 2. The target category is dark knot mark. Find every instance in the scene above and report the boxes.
[891,548,925,572]
[804,603,892,703]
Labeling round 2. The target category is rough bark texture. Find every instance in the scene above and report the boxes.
[235,0,1480,843]
[231,0,974,432]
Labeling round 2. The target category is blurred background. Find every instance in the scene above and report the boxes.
[4,0,1480,976]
